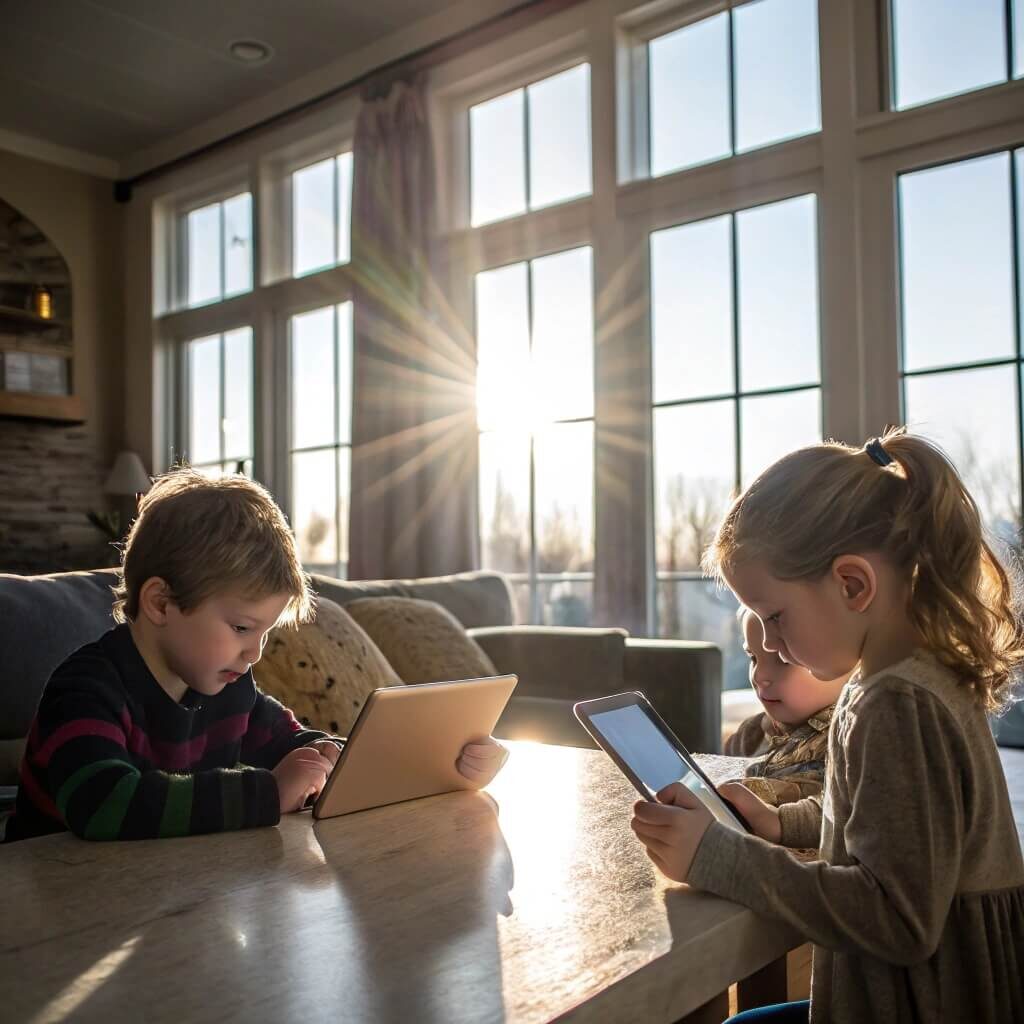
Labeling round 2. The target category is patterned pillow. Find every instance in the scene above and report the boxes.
[344,597,499,684]
[254,596,402,736]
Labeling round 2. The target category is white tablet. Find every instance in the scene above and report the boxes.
[574,691,751,833]
[313,674,518,819]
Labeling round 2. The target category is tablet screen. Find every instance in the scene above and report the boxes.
[589,704,745,832]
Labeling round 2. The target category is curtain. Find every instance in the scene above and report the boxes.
[348,74,477,581]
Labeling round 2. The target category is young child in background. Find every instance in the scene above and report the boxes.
[631,430,1024,1024]
[725,607,848,811]
[5,469,506,843]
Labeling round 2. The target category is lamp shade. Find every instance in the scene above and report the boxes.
[104,451,152,496]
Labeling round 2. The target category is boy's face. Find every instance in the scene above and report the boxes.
[159,589,291,697]
[741,610,847,727]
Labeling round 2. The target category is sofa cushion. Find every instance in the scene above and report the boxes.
[344,597,499,684]
[469,626,627,702]
[0,569,120,741]
[255,597,402,736]
[312,570,515,630]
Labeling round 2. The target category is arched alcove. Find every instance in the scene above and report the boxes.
[0,196,80,421]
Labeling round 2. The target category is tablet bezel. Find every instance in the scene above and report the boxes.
[312,673,517,819]
[573,690,752,833]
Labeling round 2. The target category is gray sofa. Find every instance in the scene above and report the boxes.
[0,567,723,799]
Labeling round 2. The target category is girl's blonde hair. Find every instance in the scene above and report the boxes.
[111,466,315,628]
[703,427,1023,711]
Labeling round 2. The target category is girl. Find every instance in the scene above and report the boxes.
[631,429,1024,1023]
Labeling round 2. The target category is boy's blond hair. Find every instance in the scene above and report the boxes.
[111,467,314,627]
[703,427,1024,712]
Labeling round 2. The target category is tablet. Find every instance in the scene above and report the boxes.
[313,674,518,819]
[574,691,751,833]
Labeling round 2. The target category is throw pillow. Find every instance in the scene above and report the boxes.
[255,596,402,736]
[344,597,499,684]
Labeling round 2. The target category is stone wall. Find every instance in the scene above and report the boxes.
[0,420,115,574]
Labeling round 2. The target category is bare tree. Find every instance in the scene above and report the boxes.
[658,473,729,635]
[537,501,590,573]
[485,474,528,573]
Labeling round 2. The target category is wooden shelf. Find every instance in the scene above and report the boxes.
[0,304,68,330]
[0,391,84,423]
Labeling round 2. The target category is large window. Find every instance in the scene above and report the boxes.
[890,0,1023,111]
[289,302,354,577]
[184,327,254,477]
[647,0,820,178]
[651,194,821,687]
[182,193,252,308]
[292,152,354,277]
[899,150,1023,552]
[476,247,595,623]
[469,63,592,226]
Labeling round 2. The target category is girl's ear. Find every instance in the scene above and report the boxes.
[137,577,173,626]
[830,555,876,613]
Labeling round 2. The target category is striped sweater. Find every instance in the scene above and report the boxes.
[5,624,333,842]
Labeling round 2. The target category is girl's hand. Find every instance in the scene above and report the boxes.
[717,781,781,843]
[630,782,714,883]
[273,747,334,813]
[456,737,509,788]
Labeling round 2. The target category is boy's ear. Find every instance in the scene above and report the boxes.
[137,577,173,625]
[830,556,876,613]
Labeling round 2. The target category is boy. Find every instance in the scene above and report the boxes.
[4,469,507,842]
[725,607,848,807]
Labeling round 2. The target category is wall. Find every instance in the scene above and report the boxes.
[0,149,124,573]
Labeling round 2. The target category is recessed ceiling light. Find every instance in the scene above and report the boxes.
[229,39,273,65]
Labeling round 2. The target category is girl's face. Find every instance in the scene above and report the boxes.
[726,560,864,683]
[741,612,848,726]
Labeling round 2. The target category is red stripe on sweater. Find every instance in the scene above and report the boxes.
[19,761,61,822]
[34,719,127,767]
[125,712,251,770]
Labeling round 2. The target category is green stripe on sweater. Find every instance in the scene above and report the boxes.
[56,759,133,820]
[159,775,195,837]
[85,770,141,840]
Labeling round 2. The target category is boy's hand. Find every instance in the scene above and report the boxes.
[630,782,714,883]
[305,739,341,768]
[273,747,334,813]
[456,737,508,788]
[717,781,781,844]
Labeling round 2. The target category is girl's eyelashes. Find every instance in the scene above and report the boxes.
[231,624,250,634]
[764,611,782,624]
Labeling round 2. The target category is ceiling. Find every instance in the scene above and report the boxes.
[0,0,512,177]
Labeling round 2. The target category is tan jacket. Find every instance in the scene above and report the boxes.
[725,705,834,807]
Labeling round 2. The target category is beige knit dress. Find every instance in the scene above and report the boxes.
[689,651,1024,1023]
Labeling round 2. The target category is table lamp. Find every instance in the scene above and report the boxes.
[87,451,152,543]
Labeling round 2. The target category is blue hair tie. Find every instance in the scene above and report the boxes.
[865,438,893,467]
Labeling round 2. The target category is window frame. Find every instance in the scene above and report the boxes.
[894,143,1024,530]
[474,245,598,624]
[284,298,355,579]
[171,181,255,313]
[646,190,824,672]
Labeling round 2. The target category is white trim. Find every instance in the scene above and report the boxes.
[0,127,119,180]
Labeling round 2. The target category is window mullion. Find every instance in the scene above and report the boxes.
[1009,149,1024,526]
[730,213,742,492]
